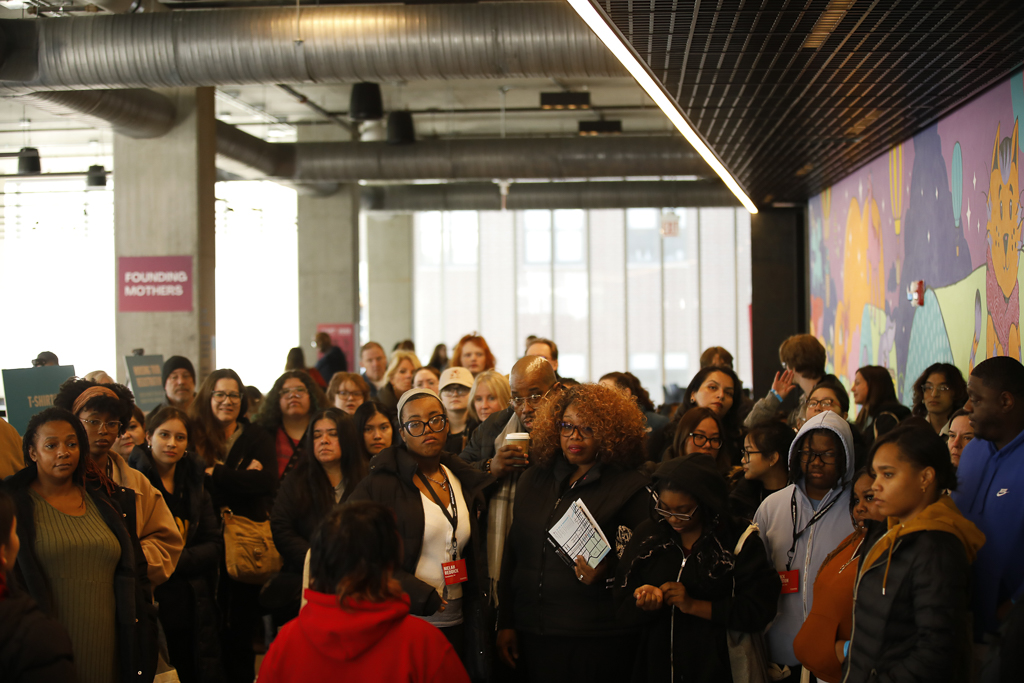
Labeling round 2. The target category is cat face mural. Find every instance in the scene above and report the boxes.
[985,119,1021,359]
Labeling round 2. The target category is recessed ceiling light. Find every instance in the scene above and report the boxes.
[801,0,856,50]
[567,0,757,213]
[579,120,622,135]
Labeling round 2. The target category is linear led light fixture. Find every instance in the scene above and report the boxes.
[801,0,856,50]
[566,0,757,213]
[541,92,591,110]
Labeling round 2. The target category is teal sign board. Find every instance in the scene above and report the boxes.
[1,365,76,435]
[125,355,165,412]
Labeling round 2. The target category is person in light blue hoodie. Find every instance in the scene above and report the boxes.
[753,410,855,681]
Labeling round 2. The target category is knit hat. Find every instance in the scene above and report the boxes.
[439,367,474,391]
[162,356,196,385]
[396,388,444,423]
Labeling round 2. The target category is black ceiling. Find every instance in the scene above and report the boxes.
[599,0,1024,205]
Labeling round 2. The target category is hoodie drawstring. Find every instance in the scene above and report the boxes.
[881,526,901,596]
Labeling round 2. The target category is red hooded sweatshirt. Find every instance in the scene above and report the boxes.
[258,589,470,683]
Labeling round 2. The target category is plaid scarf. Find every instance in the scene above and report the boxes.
[487,413,524,606]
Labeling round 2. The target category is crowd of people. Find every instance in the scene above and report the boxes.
[1,331,1023,683]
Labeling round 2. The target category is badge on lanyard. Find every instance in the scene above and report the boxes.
[443,558,469,585]
[417,470,469,587]
[779,569,799,594]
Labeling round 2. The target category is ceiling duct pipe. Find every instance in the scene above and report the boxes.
[18,89,177,139]
[214,120,295,176]
[0,3,623,93]
[90,0,169,13]
[361,180,740,212]
[291,136,707,182]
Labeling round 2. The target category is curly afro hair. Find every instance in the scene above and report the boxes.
[531,383,646,469]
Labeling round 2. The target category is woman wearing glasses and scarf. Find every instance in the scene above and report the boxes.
[496,383,650,683]
[753,411,856,682]
[349,388,494,679]
[616,457,780,682]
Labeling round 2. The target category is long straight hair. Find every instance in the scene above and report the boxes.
[189,368,248,467]
[293,409,367,519]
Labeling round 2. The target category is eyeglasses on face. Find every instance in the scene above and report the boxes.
[740,447,762,462]
[922,383,952,394]
[402,414,447,437]
[688,433,723,449]
[212,391,242,403]
[280,387,308,398]
[81,418,121,431]
[509,389,550,408]
[799,449,838,465]
[655,504,699,522]
[807,398,836,409]
[441,385,471,396]
[559,421,594,439]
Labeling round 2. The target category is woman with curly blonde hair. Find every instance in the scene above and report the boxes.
[496,383,650,682]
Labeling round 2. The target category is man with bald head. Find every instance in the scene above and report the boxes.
[458,355,560,606]
[459,355,560,475]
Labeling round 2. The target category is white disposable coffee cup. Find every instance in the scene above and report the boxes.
[506,432,530,465]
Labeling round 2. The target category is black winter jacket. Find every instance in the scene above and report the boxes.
[0,582,78,683]
[130,449,224,683]
[6,468,159,683]
[349,445,494,616]
[844,525,973,683]
[206,419,277,522]
[497,454,651,636]
[270,461,358,575]
[615,517,781,682]
[459,407,515,471]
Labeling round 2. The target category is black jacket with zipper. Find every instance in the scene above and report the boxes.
[615,516,780,682]
[130,448,224,683]
[496,454,651,636]
[843,523,972,683]
[206,419,278,522]
[349,444,494,616]
[348,445,495,681]
[6,467,159,683]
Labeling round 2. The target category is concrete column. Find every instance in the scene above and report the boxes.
[366,212,414,352]
[296,126,361,359]
[114,87,217,382]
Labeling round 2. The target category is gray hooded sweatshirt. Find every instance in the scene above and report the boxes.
[753,411,856,667]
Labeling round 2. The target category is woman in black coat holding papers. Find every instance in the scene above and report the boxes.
[496,384,651,683]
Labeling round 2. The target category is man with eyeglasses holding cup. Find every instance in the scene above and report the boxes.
[753,411,856,683]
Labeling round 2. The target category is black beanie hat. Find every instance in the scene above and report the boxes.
[652,455,730,523]
[162,356,196,385]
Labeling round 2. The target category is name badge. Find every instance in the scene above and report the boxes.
[779,569,799,595]
[443,559,468,586]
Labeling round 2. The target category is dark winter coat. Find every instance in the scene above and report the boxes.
[130,448,224,683]
[616,517,781,682]
[497,454,651,637]
[349,445,494,616]
[206,419,278,522]
[270,461,357,575]
[458,407,515,471]
[844,499,984,683]
[0,581,78,683]
[6,467,159,683]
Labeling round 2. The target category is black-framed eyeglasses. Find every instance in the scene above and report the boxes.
[212,391,242,403]
[559,421,594,439]
[509,389,551,408]
[806,398,836,409]
[81,418,121,431]
[740,447,762,462]
[922,383,952,394]
[689,433,723,449]
[402,414,447,437]
[655,505,699,522]
[441,385,471,396]
[799,449,838,465]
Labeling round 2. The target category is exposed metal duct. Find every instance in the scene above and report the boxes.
[18,89,177,139]
[214,120,294,177]
[360,180,740,212]
[292,136,706,182]
[0,3,622,92]
[90,0,169,14]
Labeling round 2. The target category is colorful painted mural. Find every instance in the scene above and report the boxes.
[809,68,1024,401]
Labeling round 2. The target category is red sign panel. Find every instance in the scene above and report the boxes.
[119,256,193,312]
[316,323,356,373]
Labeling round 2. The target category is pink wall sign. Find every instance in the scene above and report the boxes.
[119,256,193,312]
[317,323,356,372]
